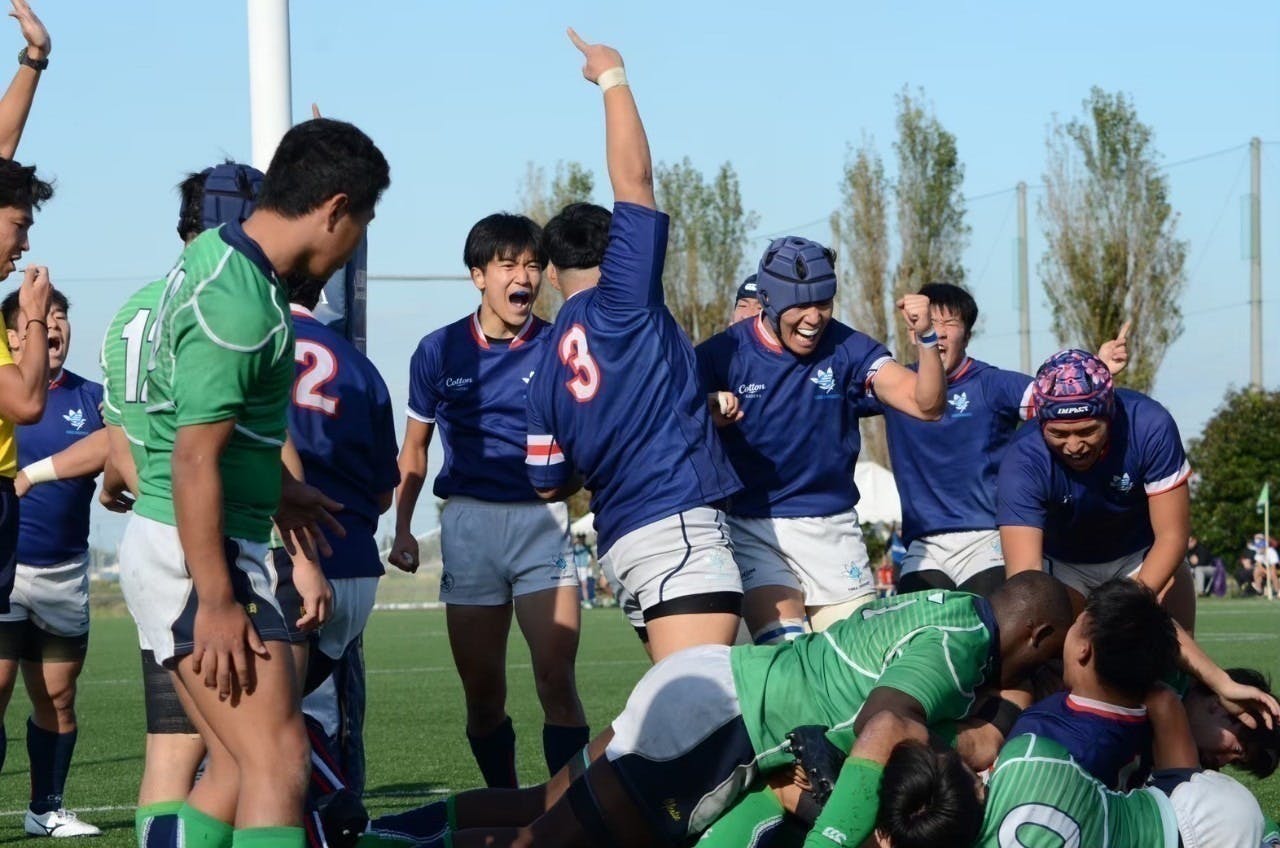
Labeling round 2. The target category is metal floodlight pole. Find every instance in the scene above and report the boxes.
[247,0,293,170]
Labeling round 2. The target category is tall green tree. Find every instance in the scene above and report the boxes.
[699,162,759,335]
[892,87,969,361]
[656,158,757,344]
[1039,87,1187,393]
[1186,388,1280,560]
[831,140,892,466]
[518,160,595,320]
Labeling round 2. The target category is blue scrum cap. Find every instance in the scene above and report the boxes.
[736,273,759,302]
[199,162,264,231]
[755,237,837,324]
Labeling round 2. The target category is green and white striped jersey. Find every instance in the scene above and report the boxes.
[976,733,1177,848]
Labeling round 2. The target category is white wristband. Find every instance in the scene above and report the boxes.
[917,329,939,349]
[597,66,628,92]
[21,456,57,485]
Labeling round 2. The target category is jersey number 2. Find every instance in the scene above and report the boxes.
[558,324,600,402]
[294,341,340,416]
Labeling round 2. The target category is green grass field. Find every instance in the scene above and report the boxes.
[0,597,1275,845]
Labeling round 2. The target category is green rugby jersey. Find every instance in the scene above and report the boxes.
[133,226,294,542]
[977,734,1177,848]
[729,590,999,771]
[100,278,166,472]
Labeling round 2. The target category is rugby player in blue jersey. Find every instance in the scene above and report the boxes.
[393,212,587,787]
[0,288,103,836]
[731,275,761,325]
[524,31,743,663]
[697,239,944,643]
[860,283,1128,598]
[998,349,1196,632]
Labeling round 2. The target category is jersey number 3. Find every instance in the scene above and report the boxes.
[558,324,600,402]
[294,341,340,416]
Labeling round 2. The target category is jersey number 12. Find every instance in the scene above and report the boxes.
[119,308,155,404]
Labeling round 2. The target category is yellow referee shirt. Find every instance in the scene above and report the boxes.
[0,343,17,478]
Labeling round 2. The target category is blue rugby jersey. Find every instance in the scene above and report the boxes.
[289,307,400,579]
[408,311,548,504]
[524,202,741,555]
[17,370,104,565]
[996,389,1190,563]
[1010,691,1152,790]
[695,315,893,518]
[863,358,1034,544]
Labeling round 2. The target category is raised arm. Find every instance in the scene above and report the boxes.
[568,28,653,209]
[0,265,51,424]
[868,294,945,420]
[0,0,50,160]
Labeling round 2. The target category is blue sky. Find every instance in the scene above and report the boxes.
[14,1,1278,549]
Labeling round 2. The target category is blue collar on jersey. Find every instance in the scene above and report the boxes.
[971,596,1002,686]
[219,219,278,281]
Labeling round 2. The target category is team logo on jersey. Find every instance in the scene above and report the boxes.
[947,391,971,417]
[810,367,836,394]
[440,571,455,594]
[737,381,767,398]
[62,408,86,432]
[522,370,535,385]
[1111,472,1134,494]
[445,376,474,390]
[551,555,569,579]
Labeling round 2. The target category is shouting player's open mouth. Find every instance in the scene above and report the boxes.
[508,286,532,312]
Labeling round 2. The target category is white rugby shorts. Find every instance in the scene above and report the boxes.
[729,510,874,607]
[119,514,289,666]
[1044,548,1147,599]
[0,555,90,637]
[605,644,758,839]
[438,497,576,606]
[599,507,742,629]
[900,529,1005,587]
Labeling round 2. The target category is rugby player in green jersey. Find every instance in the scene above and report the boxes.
[404,571,1072,847]
[117,119,388,848]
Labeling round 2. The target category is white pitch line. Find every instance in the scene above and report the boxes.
[0,789,456,818]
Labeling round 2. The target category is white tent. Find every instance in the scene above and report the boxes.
[853,460,901,525]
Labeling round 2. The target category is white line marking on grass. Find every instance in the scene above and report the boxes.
[0,789,457,818]
[1195,632,1278,641]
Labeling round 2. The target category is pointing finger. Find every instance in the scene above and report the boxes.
[1116,320,1130,344]
[567,27,590,54]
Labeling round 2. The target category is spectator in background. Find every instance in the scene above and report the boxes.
[1188,535,1216,597]
[1235,552,1261,596]
[1251,534,1278,599]
[572,534,594,609]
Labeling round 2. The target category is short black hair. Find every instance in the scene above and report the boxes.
[1223,668,1280,778]
[257,118,390,219]
[877,741,983,848]
[285,274,328,311]
[1,286,69,331]
[463,213,546,272]
[542,203,611,270]
[1084,579,1178,700]
[0,158,53,212]
[918,282,978,339]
